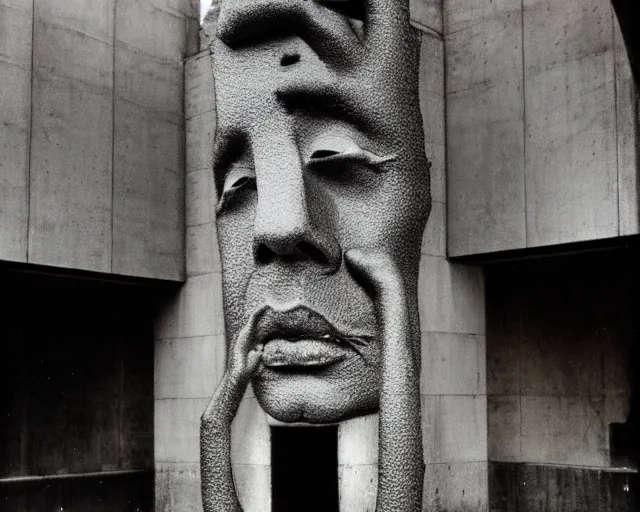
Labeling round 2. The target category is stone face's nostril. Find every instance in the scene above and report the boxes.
[280,53,301,67]
[296,241,329,265]
[255,243,278,265]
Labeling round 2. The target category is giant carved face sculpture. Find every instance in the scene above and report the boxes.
[204,0,431,424]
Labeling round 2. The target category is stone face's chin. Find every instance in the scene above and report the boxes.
[252,368,380,424]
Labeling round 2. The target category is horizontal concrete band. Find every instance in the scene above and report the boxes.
[490,462,639,512]
[0,469,151,483]
[0,470,153,512]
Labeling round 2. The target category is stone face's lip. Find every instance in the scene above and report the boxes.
[255,304,350,345]
[262,338,350,368]
[253,304,372,367]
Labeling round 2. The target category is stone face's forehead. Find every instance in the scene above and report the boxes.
[215,0,367,65]
[208,0,427,163]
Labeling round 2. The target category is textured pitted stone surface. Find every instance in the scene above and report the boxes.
[208,0,429,426]
[199,0,431,510]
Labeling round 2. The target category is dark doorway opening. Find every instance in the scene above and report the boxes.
[271,426,339,512]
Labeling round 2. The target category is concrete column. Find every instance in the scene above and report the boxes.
[415,7,488,509]
[154,50,222,510]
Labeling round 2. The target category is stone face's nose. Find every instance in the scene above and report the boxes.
[251,130,341,270]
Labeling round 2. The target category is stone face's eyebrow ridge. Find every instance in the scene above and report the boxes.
[274,82,379,134]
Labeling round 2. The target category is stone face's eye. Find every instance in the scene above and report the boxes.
[217,165,256,212]
[223,166,255,193]
[304,135,396,190]
[306,135,396,171]
[230,176,251,189]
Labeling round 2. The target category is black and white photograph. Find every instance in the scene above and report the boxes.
[1,0,639,510]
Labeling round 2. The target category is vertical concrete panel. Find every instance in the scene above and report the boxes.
[112,0,187,280]
[488,396,522,462]
[233,464,272,512]
[112,98,185,279]
[520,396,608,467]
[337,415,379,511]
[445,0,526,256]
[417,22,488,509]
[423,462,489,511]
[156,463,202,512]
[524,0,618,247]
[0,0,32,262]
[187,111,216,175]
[422,201,446,257]
[410,0,443,34]
[418,256,485,335]
[115,0,190,61]
[186,223,220,276]
[422,395,488,464]
[338,465,378,512]
[230,398,270,466]
[151,0,199,20]
[155,335,226,399]
[421,333,486,395]
[154,41,223,510]
[154,272,224,340]
[419,33,446,207]
[157,272,223,340]
[28,0,114,272]
[155,398,208,463]
[186,168,216,227]
[614,15,638,236]
[185,51,216,121]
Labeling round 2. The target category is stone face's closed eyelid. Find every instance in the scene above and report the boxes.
[306,135,396,172]
[216,165,256,213]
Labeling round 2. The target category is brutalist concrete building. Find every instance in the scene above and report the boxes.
[1,0,639,510]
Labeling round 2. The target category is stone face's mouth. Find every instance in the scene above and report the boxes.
[254,305,372,369]
[262,337,350,368]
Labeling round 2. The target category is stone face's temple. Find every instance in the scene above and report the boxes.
[0,0,639,511]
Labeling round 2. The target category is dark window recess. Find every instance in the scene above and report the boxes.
[271,426,339,512]
[610,422,640,469]
[0,268,167,512]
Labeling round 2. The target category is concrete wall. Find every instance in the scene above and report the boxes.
[0,0,199,280]
[446,0,638,257]
[413,7,488,511]
[154,49,223,511]
[154,2,488,510]
[486,249,639,510]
